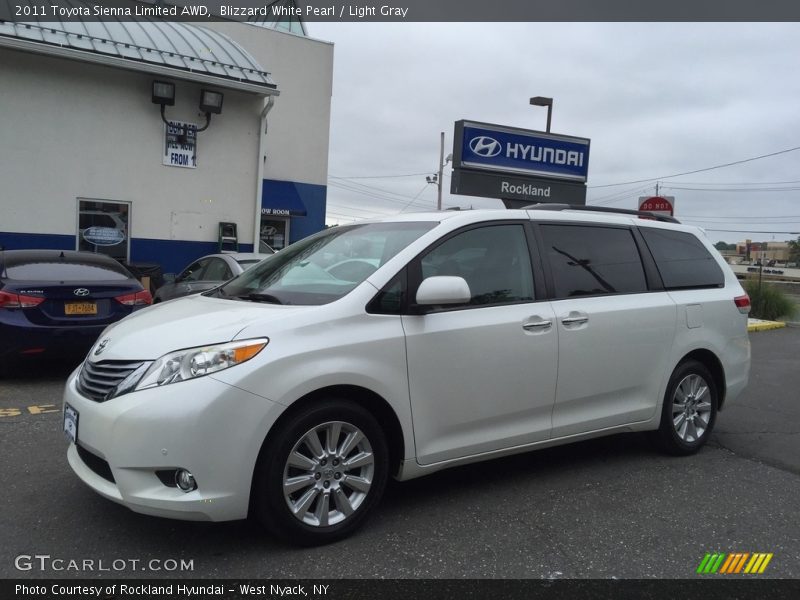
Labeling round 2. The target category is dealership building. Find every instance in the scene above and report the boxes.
[0,0,332,274]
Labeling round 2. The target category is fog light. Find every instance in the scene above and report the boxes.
[175,469,197,492]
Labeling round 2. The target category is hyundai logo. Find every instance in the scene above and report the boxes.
[469,136,502,158]
[94,338,110,356]
[73,288,90,297]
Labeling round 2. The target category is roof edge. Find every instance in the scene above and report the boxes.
[0,35,280,96]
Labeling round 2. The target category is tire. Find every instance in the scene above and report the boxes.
[253,399,389,546]
[650,359,718,456]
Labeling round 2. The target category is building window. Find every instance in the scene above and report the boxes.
[77,199,130,263]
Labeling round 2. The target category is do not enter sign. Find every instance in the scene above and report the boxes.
[638,196,675,216]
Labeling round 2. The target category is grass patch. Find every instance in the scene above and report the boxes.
[744,280,798,321]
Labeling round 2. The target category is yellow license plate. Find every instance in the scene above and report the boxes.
[65,302,97,315]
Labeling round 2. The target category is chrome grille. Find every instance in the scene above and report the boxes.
[77,360,145,402]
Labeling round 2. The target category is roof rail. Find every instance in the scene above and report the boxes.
[522,203,681,224]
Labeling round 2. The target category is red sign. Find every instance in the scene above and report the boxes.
[638,196,675,216]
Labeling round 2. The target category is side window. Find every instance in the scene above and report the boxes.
[640,228,725,289]
[540,225,647,298]
[419,224,534,307]
[180,259,208,282]
[367,271,405,315]
[203,258,233,281]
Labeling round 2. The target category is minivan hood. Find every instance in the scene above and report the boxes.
[87,294,310,362]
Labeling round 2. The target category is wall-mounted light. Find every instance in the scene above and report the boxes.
[152,80,175,106]
[151,80,224,133]
[200,89,224,115]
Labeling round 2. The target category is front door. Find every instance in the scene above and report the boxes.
[402,223,558,465]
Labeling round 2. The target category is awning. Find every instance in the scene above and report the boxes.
[261,179,309,217]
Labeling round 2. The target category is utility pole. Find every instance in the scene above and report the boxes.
[437,131,444,211]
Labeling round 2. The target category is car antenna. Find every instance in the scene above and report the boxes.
[59,251,65,258]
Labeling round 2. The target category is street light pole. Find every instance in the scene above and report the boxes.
[437,131,444,211]
[530,96,553,132]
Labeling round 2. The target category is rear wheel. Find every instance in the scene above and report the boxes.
[650,360,718,455]
[253,399,389,546]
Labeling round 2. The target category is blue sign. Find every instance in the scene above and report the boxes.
[457,121,590,182]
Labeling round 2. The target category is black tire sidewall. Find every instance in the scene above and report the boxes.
[254,399,389,546]
[656,360,718,455]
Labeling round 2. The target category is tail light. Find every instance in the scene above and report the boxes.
[734,294,751,314]
[114,290,153,306]
[0,290,45,309]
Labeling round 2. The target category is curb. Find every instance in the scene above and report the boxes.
[747,319,786,332]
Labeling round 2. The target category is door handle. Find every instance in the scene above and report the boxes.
[523,320,552,331]
[561,315,588,325]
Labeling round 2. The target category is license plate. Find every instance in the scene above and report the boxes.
[64,404,79,444]
[65,302,97,315]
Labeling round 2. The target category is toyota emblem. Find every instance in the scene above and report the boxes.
[73,288,90,297]
[94,338,110,356]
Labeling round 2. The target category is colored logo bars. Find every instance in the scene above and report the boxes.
[697,552,774,574]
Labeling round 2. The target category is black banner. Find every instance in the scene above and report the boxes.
[4,579,800,600]
[3,0,800,22]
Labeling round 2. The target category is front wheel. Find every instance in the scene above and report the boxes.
[253,399,389,546]
[650,360,718,456]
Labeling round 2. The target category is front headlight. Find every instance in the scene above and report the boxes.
[134,338,269,391]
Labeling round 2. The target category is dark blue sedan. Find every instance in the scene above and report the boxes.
[0,250,152,370]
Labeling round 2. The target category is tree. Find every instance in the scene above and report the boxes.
[714,241,736,252]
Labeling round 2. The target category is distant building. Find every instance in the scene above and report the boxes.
[736,240,791,262]
[0,0,332,273]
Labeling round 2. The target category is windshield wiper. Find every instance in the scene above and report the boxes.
[239,292,283,305]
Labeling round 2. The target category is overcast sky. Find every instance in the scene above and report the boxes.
[308,22,800,245]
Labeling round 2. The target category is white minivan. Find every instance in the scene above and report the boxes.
[62,206,751,545]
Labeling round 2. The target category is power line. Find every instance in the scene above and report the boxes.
[330,172,432,180]
[588,145,800,189]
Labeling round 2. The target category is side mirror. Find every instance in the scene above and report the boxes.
[163,273,176,284]
[416,276,471,306]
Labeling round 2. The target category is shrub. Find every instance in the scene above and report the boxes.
[744,280,798,321]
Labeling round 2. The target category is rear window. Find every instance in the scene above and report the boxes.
[4,255,131,282]
[640,228,724,290]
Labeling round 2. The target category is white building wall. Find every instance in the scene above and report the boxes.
[204,21,334,188]
[0,48,263,245]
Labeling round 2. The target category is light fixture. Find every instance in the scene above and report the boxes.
[199,89,224,115]
[152,80,175,106]
[529,96,553,132]
[151,80,224,132]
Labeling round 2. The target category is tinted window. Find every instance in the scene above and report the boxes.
[540,225,647,298]
[420,224,534,307]
[4,258,131,281]
[640,228,724,289]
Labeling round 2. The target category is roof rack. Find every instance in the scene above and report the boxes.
[522,203,681,224]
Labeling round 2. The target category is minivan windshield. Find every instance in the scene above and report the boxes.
[215,221,435,305]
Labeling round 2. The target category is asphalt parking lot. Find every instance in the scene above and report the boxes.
[1,328,799,580]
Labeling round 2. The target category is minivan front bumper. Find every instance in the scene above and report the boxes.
[62,365,284,521]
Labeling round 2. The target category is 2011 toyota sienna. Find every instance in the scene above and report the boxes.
[62,206,751,545]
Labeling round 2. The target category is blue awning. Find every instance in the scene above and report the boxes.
[261,179,309,217]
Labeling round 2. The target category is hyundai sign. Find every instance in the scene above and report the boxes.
[456,120,590,182]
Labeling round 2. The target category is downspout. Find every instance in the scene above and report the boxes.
[254,95,276,252]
